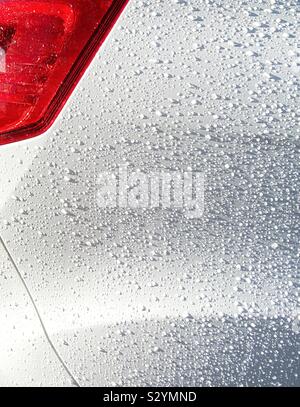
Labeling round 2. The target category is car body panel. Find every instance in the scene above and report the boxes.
[0,237,73,386]
[0,0,299,386]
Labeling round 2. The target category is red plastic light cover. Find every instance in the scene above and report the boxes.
[0,0,128,145]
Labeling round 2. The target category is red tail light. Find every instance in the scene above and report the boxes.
[0,0,128,145]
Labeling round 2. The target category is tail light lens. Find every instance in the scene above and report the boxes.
[0,0,128,145]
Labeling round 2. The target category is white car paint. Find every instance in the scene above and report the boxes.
[0,237,74,386]
[0,0,299,386]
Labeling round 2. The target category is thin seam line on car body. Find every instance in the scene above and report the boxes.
[0,234,81,387]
